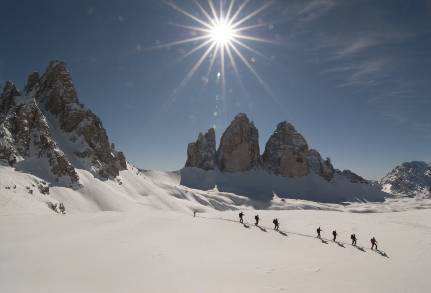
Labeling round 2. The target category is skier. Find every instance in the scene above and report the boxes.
[371,237,378,250]
[239,212,244,224]
[332,230,337,242]
[193,211,196,217]
[273,218,279,231]
[50,202,58,213]
[254,214,260,226]
[351,234,357,246]
[59,202,65,214]
[316,227,322,239]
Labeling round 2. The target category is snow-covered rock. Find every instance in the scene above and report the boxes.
[0,61,126,184]
[182,113,377,202]
[33,61,127,178]
[380,161,431,198]
[0,81,78,184]
[217,113,261,172]
[185,128,216,170]
[180,167,386,203]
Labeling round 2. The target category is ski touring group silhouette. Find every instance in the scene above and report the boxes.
[237,211,382,252]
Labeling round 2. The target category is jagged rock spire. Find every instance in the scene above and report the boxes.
[32,60,127,178]
[186,128,216,170]
[24,72,40,94]
[217,113,260,172]
[262,121,310,177]
[1,60,127,182]
[1,81,20,114]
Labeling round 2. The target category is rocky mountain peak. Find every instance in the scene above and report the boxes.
[380,161,431,198]
[36,60,78,113]
[0,81,79,183]
[262,121,310,177]
[24,72,40,94]
[307,149,335,181]
[183,114,372,185]
[217,113,260,172]
[1,61,127,183]
[185,128,216,170]
[273,121,309,151]
[31,61,127,179]
[1,81,20,114]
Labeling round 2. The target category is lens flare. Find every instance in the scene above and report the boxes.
[209,20,235,45]
[158,0,275,97]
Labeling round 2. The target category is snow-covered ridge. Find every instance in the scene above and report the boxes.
[180,167,386,203]
[183,113,383,202]
[1,163,429,216]
[380,161,431,198]
[0,61,126,185]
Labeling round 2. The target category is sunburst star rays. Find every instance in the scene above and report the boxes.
[160,0,275,102]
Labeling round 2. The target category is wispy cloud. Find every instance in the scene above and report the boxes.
[293,0,431,134]
[297,0,338,23]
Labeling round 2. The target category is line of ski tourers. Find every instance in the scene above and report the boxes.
[48,202,66,214]
[238,211,379,250]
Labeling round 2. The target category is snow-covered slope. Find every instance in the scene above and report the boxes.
[2,163,431,292]
[1,206,431,292]
[2,163,429,216]
[181,167,386,203]
[380,161,431,198]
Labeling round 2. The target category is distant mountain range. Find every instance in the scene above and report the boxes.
[0,61,126,186]
[181,113,385,202]
[0,61,429,202]
[380,161,431,198]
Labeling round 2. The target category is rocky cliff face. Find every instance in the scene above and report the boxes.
[262,122,309,177]
[0,81,79,183]
[307,149,334,181]
[0,61,127,183]
[32,61,127,178]
[184,114,371,184]
[217,113,260,172]
[185,128,216,170]
[380,161,431,198]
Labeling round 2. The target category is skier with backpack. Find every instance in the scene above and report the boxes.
[273,218,279,231]
[316,227,322,239]
[239,212,244,223]
[59,202,66,214]
[332,230,337,242]
[254,214,259,226]
[351,234,357,246]
[371,237,378,250]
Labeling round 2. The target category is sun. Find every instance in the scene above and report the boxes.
[209,20,236,46]
[158,0,275,97]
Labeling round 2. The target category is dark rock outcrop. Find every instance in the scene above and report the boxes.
[0,84,78,182]
[183,114,352,183]
[307,149,334,181]
[217,113,260,172]
[262,122,309,177]
[185,128,216,170]
[24,72,40,94]
[0,60,127,183]
[0,81,20,114]
[32,61,127,178]
[337,169,367,184]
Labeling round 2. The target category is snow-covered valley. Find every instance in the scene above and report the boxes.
[1,60,431,292]
[2,164,431,293]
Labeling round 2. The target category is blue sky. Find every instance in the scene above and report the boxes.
[1,0,430,179]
